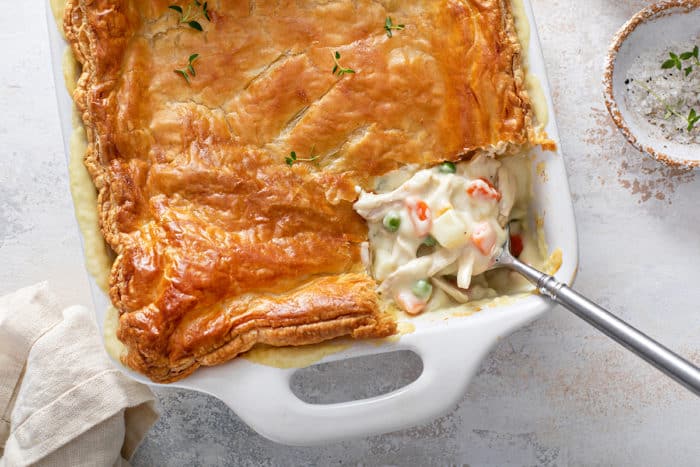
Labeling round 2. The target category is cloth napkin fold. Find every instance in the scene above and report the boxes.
[0,282,158,467]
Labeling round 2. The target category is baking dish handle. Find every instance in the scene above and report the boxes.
[188,320,513,446]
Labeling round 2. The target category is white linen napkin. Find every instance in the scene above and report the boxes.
[0,282,158,467]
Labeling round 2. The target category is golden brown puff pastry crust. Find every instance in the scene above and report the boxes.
[64,0,535,382]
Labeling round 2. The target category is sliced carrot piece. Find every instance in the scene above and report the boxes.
[395,289,427,315]
[466,178,501,201]
[471,221,496,256]
[405,197,432,237]
[415,200,429,221]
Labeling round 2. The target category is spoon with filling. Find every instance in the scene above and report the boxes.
[491,224,700,396]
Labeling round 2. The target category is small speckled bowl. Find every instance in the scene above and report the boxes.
[604,0,700,168]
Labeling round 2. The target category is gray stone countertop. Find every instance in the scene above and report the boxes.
[1,0,698,465]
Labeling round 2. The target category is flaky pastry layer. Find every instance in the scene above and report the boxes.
[64,0,535,382]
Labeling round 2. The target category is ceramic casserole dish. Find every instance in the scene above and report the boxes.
[46,0,578,445]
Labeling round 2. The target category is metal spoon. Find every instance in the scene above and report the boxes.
[492,227,700,397]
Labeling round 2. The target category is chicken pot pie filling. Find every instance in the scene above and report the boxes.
[355,152,542,315]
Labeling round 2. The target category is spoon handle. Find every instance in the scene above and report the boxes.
[508,258,700,396]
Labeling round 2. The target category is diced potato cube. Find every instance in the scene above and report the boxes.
[430,209,469,249]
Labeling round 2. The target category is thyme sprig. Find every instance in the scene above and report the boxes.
[168,1,210,31]
[635,80,699,132]
[384,17,405,38]
[662,46,699,76]
[174,53,200,84]
[285,148,319,167]
[332,51,356,76]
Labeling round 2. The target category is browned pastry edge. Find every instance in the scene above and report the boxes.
[64,0,116,247]
[128,313,394,383]
[117,273,395,383]
[499,0,555,152]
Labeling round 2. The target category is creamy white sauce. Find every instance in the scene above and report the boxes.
[510,0,549,132]
[354,154,533,315]
[55,0,117,362]
[103,306,127,361]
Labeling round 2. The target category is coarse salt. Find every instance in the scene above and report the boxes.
[625,36,700,145]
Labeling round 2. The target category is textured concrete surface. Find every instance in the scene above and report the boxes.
[1,0,699,465]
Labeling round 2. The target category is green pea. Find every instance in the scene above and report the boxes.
[422,235,438,247]
[411,279,433,299]
[438,161,456,174]
[382,211,401,232]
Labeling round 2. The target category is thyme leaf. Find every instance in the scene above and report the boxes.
[384,17,405,38]
[174,53,200,84]
[203,2,210,20]
[168,1,210,30]
[332,51,355,76]
[174,68,190,84]
[688,109,700,132]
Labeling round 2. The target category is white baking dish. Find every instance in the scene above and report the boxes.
[47,0,577,445]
